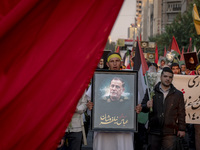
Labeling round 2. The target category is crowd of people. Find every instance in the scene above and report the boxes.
[57,51,200,150]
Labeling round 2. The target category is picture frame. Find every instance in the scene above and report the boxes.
[184,52,199,70]
[91,70,138,132]
[96,50,111,70]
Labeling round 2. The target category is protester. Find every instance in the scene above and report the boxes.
[185,68,195,75]
[131,57,135,69]
[87,52,134,150]
[135,67,186,150]
[195,63,200,75]
[180,64,186,75]
[135,62,159,150]
[170,63,181,74]
[159,59,166,70]
[57,92,93,150]
[151,63,158,72]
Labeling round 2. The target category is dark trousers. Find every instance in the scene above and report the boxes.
[148,134,176,150]
[58,131,83,150]
[195,124,200,150]
[134,123,148,150]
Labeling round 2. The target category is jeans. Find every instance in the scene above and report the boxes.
[148,134,177,150]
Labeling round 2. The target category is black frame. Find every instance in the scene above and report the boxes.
[91,70,138,132]
[184,52,199,70]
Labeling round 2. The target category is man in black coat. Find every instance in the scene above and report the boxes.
[135,67,186,150]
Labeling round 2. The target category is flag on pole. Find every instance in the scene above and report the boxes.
[133,37,148,103]
[180,47,185,61]
[164,46,167,57]
[171,36,181,54]
[155,44,158,64]
[187,37,192,53]
[192,4,200,35]
[133,37,149,123]
[134,38,148,75]
[0,0,124,149]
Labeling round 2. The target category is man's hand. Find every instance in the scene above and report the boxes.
[147,100,153,108]
[135,104,142,114]
[57,139,65,148]
[177,131,185,137]
[87,101,94,111]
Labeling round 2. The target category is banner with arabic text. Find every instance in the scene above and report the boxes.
[173,75,200,124]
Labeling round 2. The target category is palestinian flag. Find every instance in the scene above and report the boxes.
[133,38,148,103]
[170,36,181,54]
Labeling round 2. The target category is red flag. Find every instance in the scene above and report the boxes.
[171,36,181,54]
[0,0,123,149]
[155,44,158,64]
[187,37,192,53]
[115,46,120,53]
[180,47,185,61]
[126,64,131,69]
[164,46,167,57]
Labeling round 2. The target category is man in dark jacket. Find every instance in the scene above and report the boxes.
[135,67,186,150]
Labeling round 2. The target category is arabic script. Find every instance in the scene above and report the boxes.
[99,114,128,126]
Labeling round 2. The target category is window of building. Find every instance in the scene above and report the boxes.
[168,14,176,22]
[167,3,181,12]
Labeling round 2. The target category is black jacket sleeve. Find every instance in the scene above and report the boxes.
[177,92,186,131]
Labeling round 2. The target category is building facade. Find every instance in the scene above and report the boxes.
[128,24,135,39]
[162,0,182,33]
[133,0,193,41]
[153,0,162,35]
[135,0,142,38]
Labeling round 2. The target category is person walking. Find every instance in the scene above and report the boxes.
[135,67,186,150]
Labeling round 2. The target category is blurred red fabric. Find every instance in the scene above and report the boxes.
[0,0,123,149]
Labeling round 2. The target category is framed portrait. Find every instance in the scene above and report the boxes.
[91,70,138,132]
[184,52,199,70]
[98,50,111,70]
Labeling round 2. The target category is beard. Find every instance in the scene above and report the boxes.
[162,82,171,87]
[98,64,104,69]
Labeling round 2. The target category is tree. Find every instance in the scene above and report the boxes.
[149,0,200,57]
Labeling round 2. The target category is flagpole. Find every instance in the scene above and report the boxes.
[144,74,150,101]
[145,73,153,112]
[197,49,200,55]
